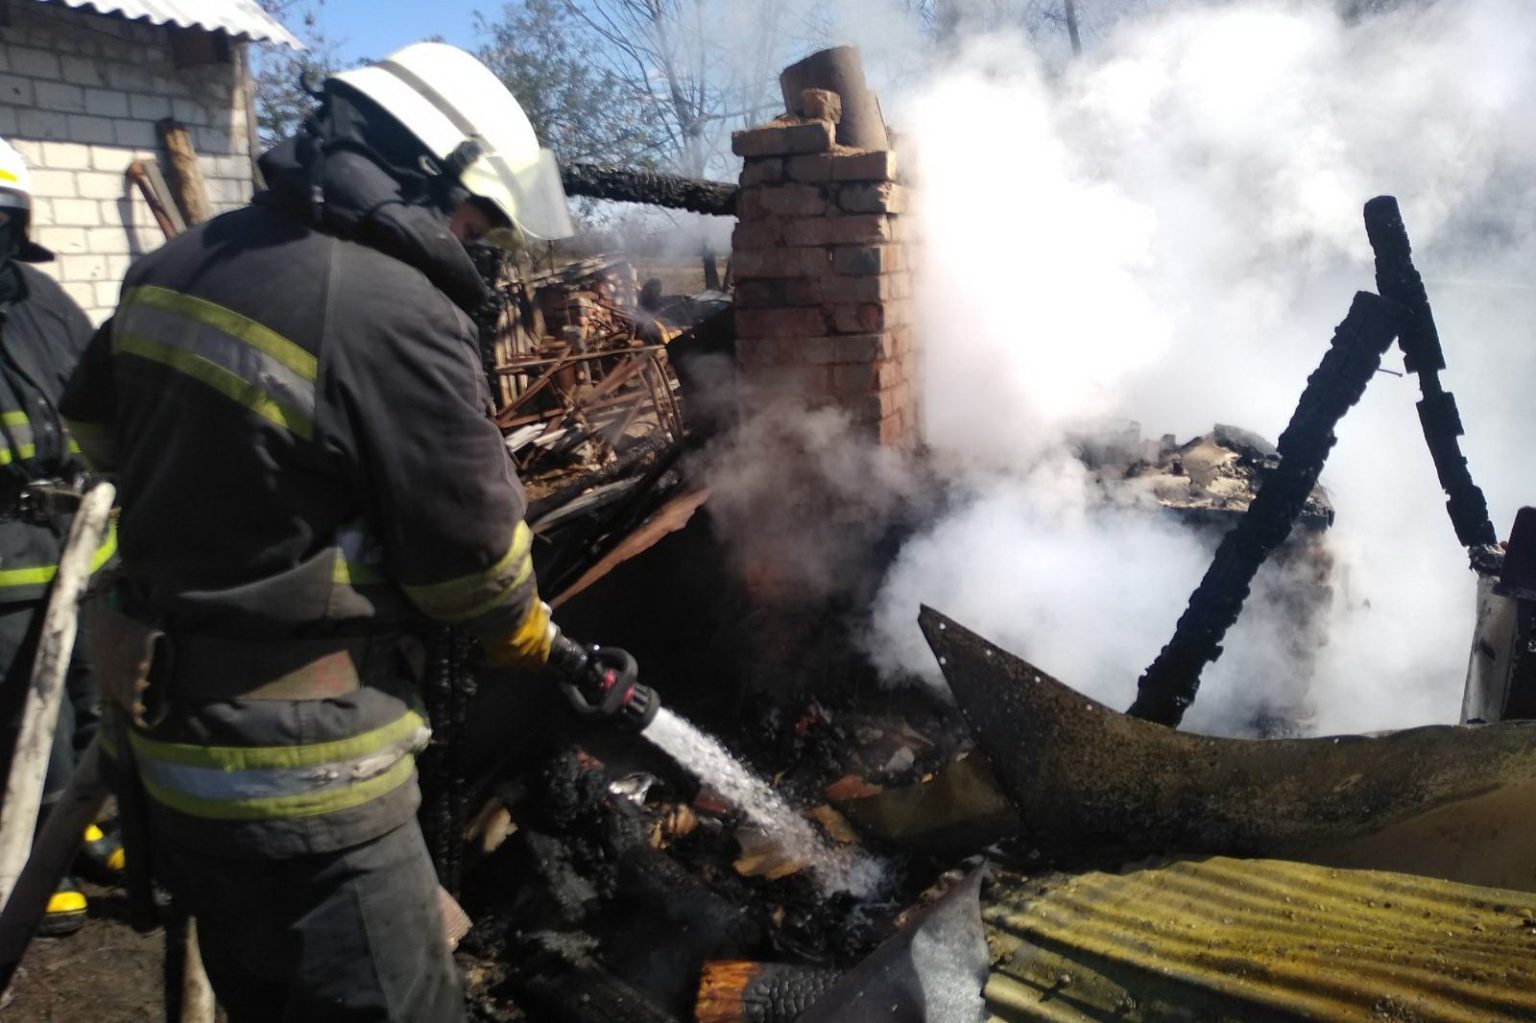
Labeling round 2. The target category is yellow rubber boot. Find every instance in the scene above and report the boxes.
[38,876,86,937]
[77,823,125,882]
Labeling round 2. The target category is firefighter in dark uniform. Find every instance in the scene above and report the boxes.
[60,44,643,1021]
[0,135,119,936]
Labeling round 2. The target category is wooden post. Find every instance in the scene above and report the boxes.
[0,482,115,913]
[156,119,212,226]
[0,741,108,992]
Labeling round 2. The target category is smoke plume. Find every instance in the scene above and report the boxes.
[867,0,1536,735]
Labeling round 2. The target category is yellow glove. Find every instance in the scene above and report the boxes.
[482,599,554,669]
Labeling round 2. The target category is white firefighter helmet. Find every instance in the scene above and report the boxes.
[0,137,32,219]
[330,42,573,242]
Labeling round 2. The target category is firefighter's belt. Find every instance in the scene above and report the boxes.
[85,598,166,729]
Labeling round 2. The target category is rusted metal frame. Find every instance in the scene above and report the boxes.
[493,345,666,375]
[500,390,652,430]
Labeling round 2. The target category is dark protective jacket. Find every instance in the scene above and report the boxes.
[0,262,111,603]
[60,125,539,856]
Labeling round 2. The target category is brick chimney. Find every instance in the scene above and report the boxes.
[730,99,919,449]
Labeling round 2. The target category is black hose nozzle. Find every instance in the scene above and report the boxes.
[547,633,659,732]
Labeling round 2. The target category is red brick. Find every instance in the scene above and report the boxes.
[740,158,785,186]
[831,244,903,275]
[761,184,829,218]
[733,247,832,279]
[732,220,782,249]
[782,214,897,247]
[824,332,896,364]
[830,149,898,181]
[732,120,835,158]
[796,88,842,123]
[736,306,828,339]
[830,359,903,394]
[739,364,834,399]
[827,303,888,334]
[734,279,785,309]
[821,273,906,304]
[782,276,825,307]
[837,182,907,214]
[736,336,819,370]
[786,154,837,182]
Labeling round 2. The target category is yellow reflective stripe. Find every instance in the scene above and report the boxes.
[139,753,416,821]
[114,332,314,440]
[0,443,35,466]
[0,411,27,426]
[401,522,534,623]
[332,553,387,586]
[128,710,428,772]
[125,286,317,382]
[0,170,17,184]
[0,524,117,589]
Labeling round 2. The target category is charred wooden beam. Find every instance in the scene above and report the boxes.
[562,164,738,217]
[1128,292,1401,727]
[509,931,682,1023]
[696,961,841,1023]
[1364,196,1497,550]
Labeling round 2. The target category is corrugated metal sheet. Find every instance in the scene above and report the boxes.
[984,857,1536,1022]
[41,0,300,47]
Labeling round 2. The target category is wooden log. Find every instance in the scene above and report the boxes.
[695,961,841,1023]
[779,47,889,151]
[0,482,115,914]
[156,119,212,226]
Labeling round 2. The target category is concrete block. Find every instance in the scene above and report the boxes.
[26,168,75,198]
[0,73,33,106]
[94,280,123,310]
[10,46,60,80]
[85,87,129,118]
[731,120,835,158]
[69,114,116,145]
[10,139,43,163]
[60,253,108,280]
[0,108,16,136]
[830,150,898,182]
[51,197,101,227]
[172,97,209,125]
[105,63,152,93]
[42,226,87,254]
[103,254,131,279]
[29,197,52,223]
[60,279,95,311]
[77,171,126,200]
[90,145,135,172]
[114,120,157,148]
[129,93,173,121]
[40,142,90,170]
[197,127,233,154]
[59,56,103,86]
[86,226,131,254]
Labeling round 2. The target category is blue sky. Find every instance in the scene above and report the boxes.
[306,0,496,63]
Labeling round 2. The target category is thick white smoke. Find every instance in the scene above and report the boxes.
[868,0,1536,735]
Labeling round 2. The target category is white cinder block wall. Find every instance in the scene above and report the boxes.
[0,2,259,322]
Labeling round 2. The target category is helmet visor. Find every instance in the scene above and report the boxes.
[462,146,574,242]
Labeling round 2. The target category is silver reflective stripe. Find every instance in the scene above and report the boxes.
[115,301,316,422]
[134,724,431,803]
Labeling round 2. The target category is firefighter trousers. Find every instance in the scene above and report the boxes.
[153,818,466,1023]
